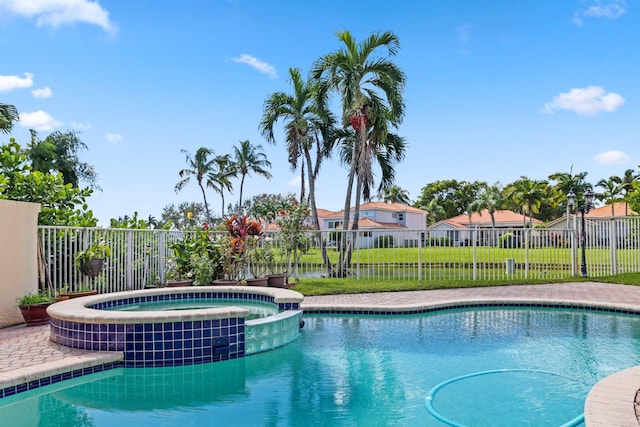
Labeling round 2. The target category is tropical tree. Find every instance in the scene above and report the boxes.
[175,147,217,225]
[469,182,504,229]
[414,179,487,219]
[160,202,208,230]
[596,176,623,216]
[612,168,638,216]
[27,130,99,189]
[548,167,590,224]
[0,139,97,226]
[312,30,406,236]
[0,103,19,134]
[504,176,548,227]
[419,198,446,226]
[208,153,236,218]
[259,67,334,231]
[231,140,272,212]
[378,184,410,204]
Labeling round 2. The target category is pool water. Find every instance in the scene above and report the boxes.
[103,298,279,320]
[3,307,640,426]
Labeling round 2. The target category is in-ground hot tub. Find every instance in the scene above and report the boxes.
[47,286,304,367]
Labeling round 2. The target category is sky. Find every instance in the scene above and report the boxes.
[1,0,638,226]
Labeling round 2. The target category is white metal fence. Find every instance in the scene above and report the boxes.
[38,217,640,294]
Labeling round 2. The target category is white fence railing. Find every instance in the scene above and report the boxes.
[38,217,640,294]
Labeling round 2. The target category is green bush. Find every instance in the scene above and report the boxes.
[428,236,453,247]
[375,235,394,248]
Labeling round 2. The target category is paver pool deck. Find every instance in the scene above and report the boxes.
[2,281,640,425]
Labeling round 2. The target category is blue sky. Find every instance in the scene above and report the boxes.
[1,0,637,225]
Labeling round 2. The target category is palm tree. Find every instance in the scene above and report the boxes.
[596,176,623,216]
[548,167,589,226]
[27,130,99,189]
[208,154,236,218]
[231,140,272,212]
[378,184,410,204]
[420,198,446,226]
[612,169,638,216]
[469,182,504,229]
[0,103,19,134]
[505,177,548,228]
[312,30,406,235]
[259,67,334,230]
[175,147,217,225]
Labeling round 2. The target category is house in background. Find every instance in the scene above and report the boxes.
[427,209,540,246]
[321,202,427,248]
[544,202,638,247]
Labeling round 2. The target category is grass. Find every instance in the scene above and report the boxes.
[289,273,640,296]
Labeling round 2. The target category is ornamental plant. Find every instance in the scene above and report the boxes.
[276,197,311,279]
[219,214,263,280]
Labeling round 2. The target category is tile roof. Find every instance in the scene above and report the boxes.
[586,202,636,218]
[443,209,540,227]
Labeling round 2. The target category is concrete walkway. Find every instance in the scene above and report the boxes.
[2,282,640,425]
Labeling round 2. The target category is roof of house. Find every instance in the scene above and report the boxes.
[315,208,335,218]
[432,209,540,229]
[324,202,426,219]
[586,202,636,218]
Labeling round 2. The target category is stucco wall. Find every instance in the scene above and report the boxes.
[0,199,41,328]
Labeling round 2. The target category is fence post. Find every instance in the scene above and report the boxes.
[126,230,134,290]
[610,219,618,276]
[524,228,529,279]
[418,230,423,281]
[472,226,477,280]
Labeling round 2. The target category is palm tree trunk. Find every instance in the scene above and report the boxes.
[304,148,332,274]
[239,174,246,213]
[300,161,306,203]
[199,183,212,225]
[338,132,359,277]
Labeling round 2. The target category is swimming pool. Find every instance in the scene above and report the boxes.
[2,306,640,426]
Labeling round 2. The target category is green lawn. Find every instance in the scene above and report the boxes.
[290,272,640,296]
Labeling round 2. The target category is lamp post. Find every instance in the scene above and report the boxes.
[567,189,595,278]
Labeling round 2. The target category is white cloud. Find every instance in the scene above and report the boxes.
[106,133,123,143]
[19,110,62,131]
[594,150,630,165]
[541,86,624,115]
[70,121,91,129]
[0,72,34,92]
[0,0,117,33]
[32,86,52,98]
[230,54,278,79]
[573,0,626,25]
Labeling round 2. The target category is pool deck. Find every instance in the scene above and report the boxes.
[2,281,640,425]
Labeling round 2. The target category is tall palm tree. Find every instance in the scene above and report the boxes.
[378,184,410,204]
[312,30,406,236]
[259,67,334,230]
[208,154,236,219]
[231,140,272,212]
[175,147,217,225]
[596,176,623,216]
[505,176,548,228]
[0,103,19,134]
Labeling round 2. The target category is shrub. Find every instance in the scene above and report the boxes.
[375,235,394,248]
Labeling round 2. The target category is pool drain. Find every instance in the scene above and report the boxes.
[424,369,585,427]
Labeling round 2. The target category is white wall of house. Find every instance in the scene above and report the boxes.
[0,200,41,327]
